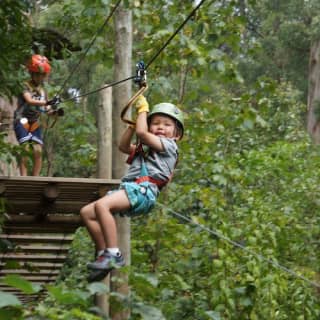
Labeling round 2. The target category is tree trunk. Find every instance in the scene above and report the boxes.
[307,40,320,144]
[97,87,113,178]
[95,87,113,314]
[0,97,19,176]
[110,5,132,320]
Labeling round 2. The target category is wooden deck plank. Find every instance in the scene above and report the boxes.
[0,269,59,275]
[0,234,73,242]
[11,245,70,254]
[0,175,120,214]
[0,262,64,269]
[1,254,67,262]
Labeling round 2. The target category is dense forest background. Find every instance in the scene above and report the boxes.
[1,0,320,319]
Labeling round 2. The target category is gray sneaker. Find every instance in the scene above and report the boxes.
[87,251,125,270]
[87,269,110,282]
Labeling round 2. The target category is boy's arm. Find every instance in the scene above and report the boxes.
[119,125,136,155]
[135,111,164,152]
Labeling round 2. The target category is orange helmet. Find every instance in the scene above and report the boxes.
[27,55,51,74]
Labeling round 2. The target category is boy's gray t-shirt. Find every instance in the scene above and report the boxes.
[121,137,178,195]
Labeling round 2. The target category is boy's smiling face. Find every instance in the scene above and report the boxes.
[149,114,180,139]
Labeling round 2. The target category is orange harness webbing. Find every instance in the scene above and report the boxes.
[128,143,176,190]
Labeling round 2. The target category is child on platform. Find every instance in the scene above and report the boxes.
[14,54,58,176]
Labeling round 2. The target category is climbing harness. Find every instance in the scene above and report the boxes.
[126,142,171,190]
[135,165,169,190]
[122,158,157,216]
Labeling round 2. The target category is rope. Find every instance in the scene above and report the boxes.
[56,0,122,97]
[156,202,320,289]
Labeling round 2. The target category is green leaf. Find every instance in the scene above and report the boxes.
[46,285,89,306]
[135,273,159,287]
[239,297,253,307]
[2,275,41,294]
[205,310,221,320]
[0,291,21,308]
[133,302,165,320]
[87,282,109,295]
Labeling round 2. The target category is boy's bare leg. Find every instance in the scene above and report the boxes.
[80,201,107,251]
[94,189,131,249]
[32,143,42,176]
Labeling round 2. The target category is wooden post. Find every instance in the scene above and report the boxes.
[0,97,19,176]
[307,40,320,144]
[95,86,113,313]
[111,5,132,320]
[97,86,113,178]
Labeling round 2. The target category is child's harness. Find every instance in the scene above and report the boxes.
[127,142,175,191]
[15,81,46,132]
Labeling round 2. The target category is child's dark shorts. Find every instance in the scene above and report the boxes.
[14,120,43,145]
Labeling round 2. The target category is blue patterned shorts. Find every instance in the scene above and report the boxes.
[14,121,43,145]
[120,181,156,216]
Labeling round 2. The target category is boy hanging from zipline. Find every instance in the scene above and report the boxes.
[80,84,184,282]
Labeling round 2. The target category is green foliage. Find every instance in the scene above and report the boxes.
[0,132,22,175]
[42,101,97,177]
[0,274,108,319]
[58,227,94,286]
[3,274,42,294]
[2,0,320,319]
[0,0,32,97]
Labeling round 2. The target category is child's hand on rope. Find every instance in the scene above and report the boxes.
[135,95,149,114]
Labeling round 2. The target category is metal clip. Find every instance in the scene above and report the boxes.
[134,61,147,87]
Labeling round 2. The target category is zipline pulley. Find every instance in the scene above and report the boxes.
[121,61,148,125]
[134,61,147,87]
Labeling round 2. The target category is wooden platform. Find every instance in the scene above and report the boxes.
[0,175,120,303]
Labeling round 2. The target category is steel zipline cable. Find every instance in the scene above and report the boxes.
[156,203,320,289]
[145,0,206,70]
[61,75,135,103]
[60,0,207,104]
[56,0,122,97]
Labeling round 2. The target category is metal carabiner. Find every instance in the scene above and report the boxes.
[121,60,148,125]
